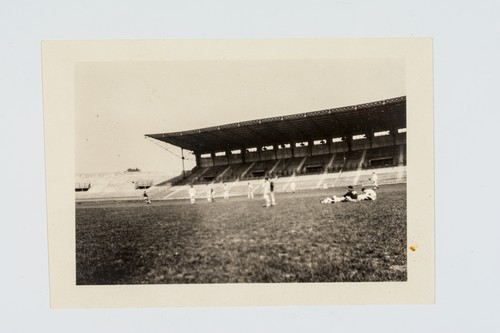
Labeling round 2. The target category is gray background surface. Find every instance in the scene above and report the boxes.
[1,0,499,332]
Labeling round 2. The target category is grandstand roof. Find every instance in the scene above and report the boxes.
[146,96,406,154]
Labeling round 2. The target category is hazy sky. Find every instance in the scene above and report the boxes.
[75,58,405,174]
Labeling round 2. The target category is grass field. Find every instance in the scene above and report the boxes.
[76,183,407,284]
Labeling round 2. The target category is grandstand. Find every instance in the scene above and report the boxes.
[75,97,406,201]
[144,96,406,199]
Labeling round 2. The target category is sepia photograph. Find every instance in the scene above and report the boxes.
[43,39,433,307]
[74,59,407,285]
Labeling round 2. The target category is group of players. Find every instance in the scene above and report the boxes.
[320,171,378,204]
[186,177,277,207]
[143,171,379,206]
[320,185,377,204]
[187,183,231,204]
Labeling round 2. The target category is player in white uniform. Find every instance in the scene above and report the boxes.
[357,187,377,201]
[206,185,213,203]
[188,185,196,204]
[210,187,215,202]
[247,182,254,199]
[270,180,276,206]
[223,183,229,199]
[290,181,296,193]
[262,177,271,207]
[143,191,152,204]
[369,171,379,189]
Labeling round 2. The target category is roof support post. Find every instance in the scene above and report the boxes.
[274,144,278,160]
[211,152,216,167]
[308,139,314,157]
[391,127,398,146]
[226,149,231,166]
[195,152,201,168]
[328,137,333,154]
[344,135,352,152]
[291,141,295,158]
[241,147,246,163]
[367,129,374,149]
[258,145,262,161]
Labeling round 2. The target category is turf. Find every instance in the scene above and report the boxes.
[76,183,407,284]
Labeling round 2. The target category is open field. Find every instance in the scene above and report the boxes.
[76,183,407,284]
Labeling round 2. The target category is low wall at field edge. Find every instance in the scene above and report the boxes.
[157,165,406,201]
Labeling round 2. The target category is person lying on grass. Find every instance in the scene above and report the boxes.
[321,186,376,204]
[357,187,377,201]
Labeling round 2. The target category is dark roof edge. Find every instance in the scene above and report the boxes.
[145,96,406,139]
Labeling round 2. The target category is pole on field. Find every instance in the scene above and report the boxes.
[181,148,186,178]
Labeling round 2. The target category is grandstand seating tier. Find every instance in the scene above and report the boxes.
[177,144,406,184]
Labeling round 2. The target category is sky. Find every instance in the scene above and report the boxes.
[75,58,405,175]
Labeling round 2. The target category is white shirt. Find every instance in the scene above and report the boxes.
[364,188,377,200]
[262,180,271,194]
